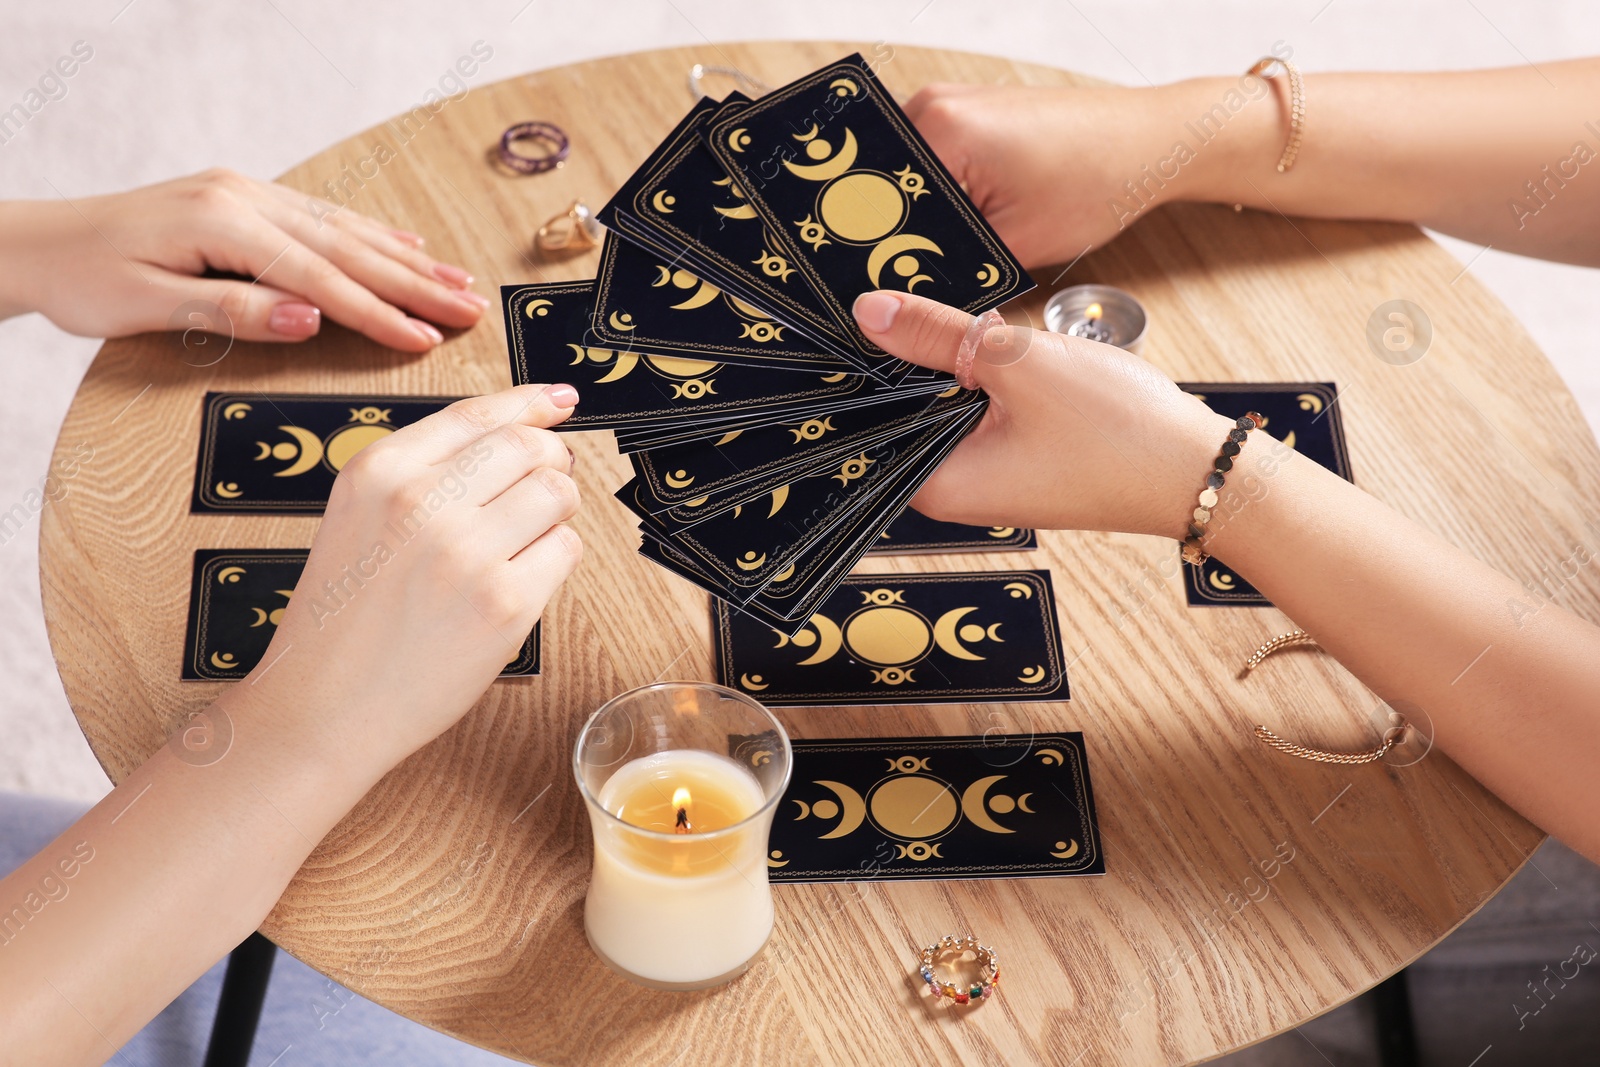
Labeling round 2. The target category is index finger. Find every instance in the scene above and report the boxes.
[390,384,579,465]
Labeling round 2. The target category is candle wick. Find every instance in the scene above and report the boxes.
[674,808,692,834]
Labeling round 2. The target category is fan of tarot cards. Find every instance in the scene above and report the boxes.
[499,54,1033,630]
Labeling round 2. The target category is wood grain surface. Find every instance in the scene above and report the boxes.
[40,42,1595,1066]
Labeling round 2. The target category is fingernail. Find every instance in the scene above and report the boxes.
[548,383,580,408]
[853,290,900,333]
[455,289,491,310]
[392,228,426,248]
[408,318,445,346]
[268,302,321,338]
[433,262,473,288]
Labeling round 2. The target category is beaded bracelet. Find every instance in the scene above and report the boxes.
[917,934,999,1004]
[1180,411,1264,566]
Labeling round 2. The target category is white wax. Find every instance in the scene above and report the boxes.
[586,750,773,986]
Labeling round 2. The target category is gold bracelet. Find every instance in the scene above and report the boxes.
[1242,630,1411,764]
[1246,57,1305,173]
[1180,412,1264,566]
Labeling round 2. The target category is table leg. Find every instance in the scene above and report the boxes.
[202,932,277,1067]
[1372,967,1419,1067]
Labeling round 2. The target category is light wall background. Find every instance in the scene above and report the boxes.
[2,0,1597,801]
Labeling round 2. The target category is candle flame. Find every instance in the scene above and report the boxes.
[1085,302,1104,321]
[673,786,692,834]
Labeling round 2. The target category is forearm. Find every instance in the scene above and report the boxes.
[0,689,372,1066]
[1207,439,1600,858]
[1172,60,1600,264]
[0,201,57,321]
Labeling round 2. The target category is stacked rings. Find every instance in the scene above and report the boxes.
[498,121,570,175]
[1180,412,1264,566]
[917,934,999,1004]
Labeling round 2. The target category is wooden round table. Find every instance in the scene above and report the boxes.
[41,41,1595,1066]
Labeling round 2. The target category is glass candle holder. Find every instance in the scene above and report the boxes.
[573,682,792,990]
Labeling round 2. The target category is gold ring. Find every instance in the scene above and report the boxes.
[536,199,603,254]
[918,934,999,1004]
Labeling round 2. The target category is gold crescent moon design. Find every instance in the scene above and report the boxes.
[272,426,324,478]
[740,672,769,691]
[1297,392,1324,413]
[976,263,1000,287]
[248,607,268,628]
[252,442,272,460]
[767,485,790,518]
[905,274,933,292]
[670,280,722,310]
[607,310,636,332]
[1038,748,1064,765]
[770,563,796,582]
[1050,840,1080,859]
[727,126,751,153]
[960,775,1016,834]
[932,607,986,661]
[651,190,676,214]
[592,352,640,383]
[792,123,820,142]
[222,402,252,420]
[866,233,944,288]
[767,850,789,868]
[210,652,238,670]
[650,265,672,287]
[736,551,768,571]
[714,202,760,220]
[829,77,860,96]
[566,343,586,365]
[986,623,1004,641]
[214,481,242,499]
[1208,571,1236,590]
[794,612,844,666]
[1018,666,1047,684]
[782,128,858,182]
[1282,430,1297,450]
[1016,792,1035,813]
[524,298,552,318]
[791,800,810,819]
[715,430,742,446]
[646,355,719,378]
[987,527,1015,538]
[1004,581,1033,599]
[820,372,848,383]
[814,780,867,839]
[216,566,246,584]
[664,469,695,488]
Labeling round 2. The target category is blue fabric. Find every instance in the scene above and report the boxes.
[0,792,522,1066]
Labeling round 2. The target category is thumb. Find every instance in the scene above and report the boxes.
[852,290,1035,388]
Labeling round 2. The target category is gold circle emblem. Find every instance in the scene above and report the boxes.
[819,172,905,243]
[844,606,931,666]
[869,775,957,839]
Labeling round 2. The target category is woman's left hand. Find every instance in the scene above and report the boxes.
[0,168,488,351]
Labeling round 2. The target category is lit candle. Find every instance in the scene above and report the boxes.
[575,683,791,990]
[1044,284,1149,352]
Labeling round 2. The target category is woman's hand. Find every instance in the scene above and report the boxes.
[0,168,488,351]
[906,81,1263,267]
[852,289,1229,539]
[234,383,584,778]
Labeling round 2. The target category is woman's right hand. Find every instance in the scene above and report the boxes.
[229,383,584,781]
[852,290,1231,539]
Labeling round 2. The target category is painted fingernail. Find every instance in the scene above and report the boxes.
[548,383,580,408]
[392,228,426,247]
[454,289,491,310]
[408,318,445,346]
[268,302,321,338]
[433,262,473,288]
[853,290,900,333]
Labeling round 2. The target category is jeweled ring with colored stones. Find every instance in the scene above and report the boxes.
[917,934,999,1004]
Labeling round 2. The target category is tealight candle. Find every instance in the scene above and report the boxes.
[1044,284,1149,353]
[574,683,791,990]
